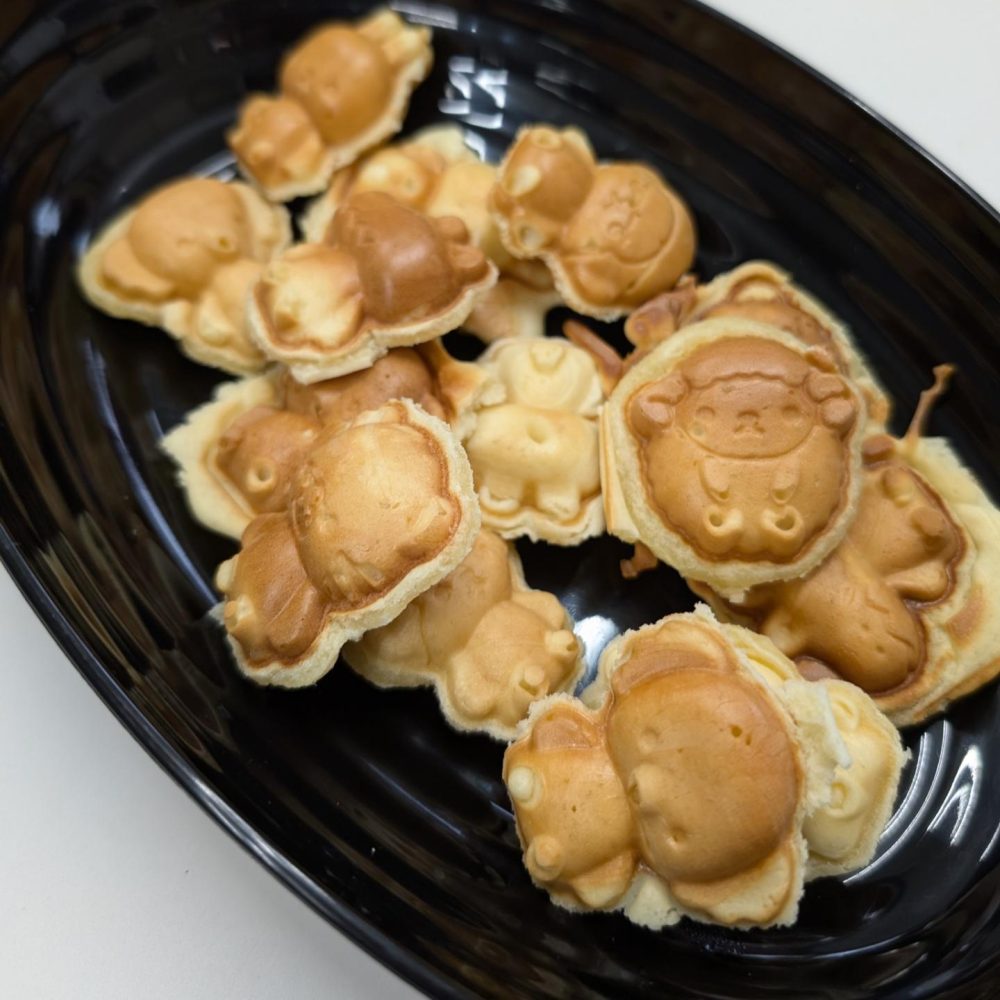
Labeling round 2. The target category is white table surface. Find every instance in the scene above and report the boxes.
[2,3,998,998]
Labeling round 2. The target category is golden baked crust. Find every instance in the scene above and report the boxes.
[504,608,859,929]
[602,319,866,596]
[718,624,906,878]
[227,10,433,201]
[161,342,500,539]
[301,126,559,342]
[248,191,498,381]
[625,262,891,428]
[464,336,605,544]
[214,399,479,687]
[490,125,695,320]
[699,430,1000,727]
[76,177,291,374]
[344,529,584,739]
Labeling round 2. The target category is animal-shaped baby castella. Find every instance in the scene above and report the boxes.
[490,125,696,319]
[300,126,560,341]
[697,366,1000,726]
[248,191,497,381]
[228,10,433,201]
[602,318,866,596]
[215,400,479,687]
[162,342,500,539]
[505,609,903,929]
[624,262,890,427]
[345,529,584,739]
[464,333,605,544]
[77,177,291,374]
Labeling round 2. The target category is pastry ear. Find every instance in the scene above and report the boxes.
[531,704,601,751]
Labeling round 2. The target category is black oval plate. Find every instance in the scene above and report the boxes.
[2,2,1000,997]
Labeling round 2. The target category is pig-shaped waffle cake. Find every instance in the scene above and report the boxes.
[490,125,696,320]
[214,399,479,687]
[77,177,291,374]
[696,370,1000,726]
[624,261,891,428]
[248,191,498,382]
[301,125,560,342]
[344,529,585,739]
[161,341,501,539]
[227,9,433,201]
[503,608,903,929]
[602,318,866,597]
[718,623,906,877]
[464,336,605,545]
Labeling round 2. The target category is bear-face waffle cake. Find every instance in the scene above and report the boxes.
[624,261,891,427]
[161,341,501,539]
[248,191,498,382]
[695,368,1000,727]
[77,177,292,375]
[490,125,696,320]
[503,607,882,930]
[464,335,605,545]
[214,399,479,687]
[300,125,560,343]
[344,528,584,740]
[601,318,866,597]
[227,9,433,201]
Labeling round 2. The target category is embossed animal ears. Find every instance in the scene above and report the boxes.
[530,703,605,751]
[609,619,736,697]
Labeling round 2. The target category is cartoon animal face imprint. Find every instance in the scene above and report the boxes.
[227,10,432,199]
[465,338,604,541]
[628,338,859,561]
[290,418,459,609]
[732,459,961,694]
[490,126,695,317]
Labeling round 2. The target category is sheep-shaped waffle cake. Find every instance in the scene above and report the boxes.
[696,368,1000,726]
[602,318,866,596]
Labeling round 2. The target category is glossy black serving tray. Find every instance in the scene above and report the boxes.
[2,1,999,997]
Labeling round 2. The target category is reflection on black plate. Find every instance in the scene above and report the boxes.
[2,1,1000,997]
